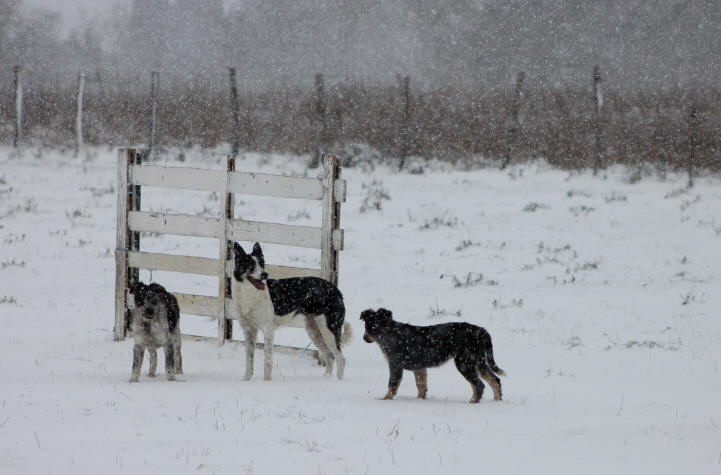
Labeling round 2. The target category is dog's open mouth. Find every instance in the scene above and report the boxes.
[248,276,266,291]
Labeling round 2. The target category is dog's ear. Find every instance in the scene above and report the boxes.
[233,242,246,257]
[129,281,144,295]
[376,308,393,322]
[360,309,374,321]
[252,242,263,258]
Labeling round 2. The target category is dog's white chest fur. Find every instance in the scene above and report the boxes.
[232,278,298,330]
[129,295,171,347]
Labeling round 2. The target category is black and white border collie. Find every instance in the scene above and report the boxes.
[360,308,505,403]
[232,242,351,380]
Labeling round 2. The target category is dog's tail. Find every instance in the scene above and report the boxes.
[340,321,353,346]
[480,329,506,377]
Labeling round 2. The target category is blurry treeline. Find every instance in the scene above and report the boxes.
[0,0,719,169]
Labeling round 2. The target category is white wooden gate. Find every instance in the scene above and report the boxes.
[114,149,346,350]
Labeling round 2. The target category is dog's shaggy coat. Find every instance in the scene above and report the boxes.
[361,308,505,403]
[128,282,182,382]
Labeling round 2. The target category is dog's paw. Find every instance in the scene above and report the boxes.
[243,374,253,381]
[147,372,156,378]
[128,377,139,383]
[166,374,176,382]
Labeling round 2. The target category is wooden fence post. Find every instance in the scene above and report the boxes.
[593,65,603,175]
[500,71,525,170]
[114,149,136,340]
[321,153,342,285]
[13,65,22,148]
[148,71,160,157]
[229,67,241,159]
[311,73,327,169]
[688,105,697,188]
[399,75,411,170]
[218,155,236,344]
[75,73,86,157]
[131,151,143,287]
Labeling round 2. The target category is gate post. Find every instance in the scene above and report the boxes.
[114,149,136,340]
[218,155,235,345]
[321,154,342,285]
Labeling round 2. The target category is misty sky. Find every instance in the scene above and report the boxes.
[8,0,721,93]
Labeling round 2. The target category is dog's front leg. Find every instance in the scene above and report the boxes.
[147,348,158,377]
[241,323,257,380]
[381,363,403,400]
[130,344,144,382]
[263,331,274,381]
[164,343,176,381]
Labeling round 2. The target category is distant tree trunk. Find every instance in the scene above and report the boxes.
[688,106,697,188]
[148,71,160,157]
[13,66,23,148]
[592,65,603,175]
[399,75,411,170]
[75,73,86,157]
[501,71,525,169]
[229,67,241,159]
[311,73,327,168]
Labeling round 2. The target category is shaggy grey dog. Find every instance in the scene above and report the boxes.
[128,282,182,382]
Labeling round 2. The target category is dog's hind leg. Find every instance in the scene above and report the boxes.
[455,355,485,403]
[304,316,334,376]
[317,316,346,379]
[263,331,274,381]
[413,369,428,399]
[478,364,502,400]
[164,343,176,381]
[147,348,158,377]
[328,327,346,380]
[174,340,183,374]
[240,322,257,380]
[130,345,145,382]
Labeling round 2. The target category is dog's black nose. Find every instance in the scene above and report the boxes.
[261,272,268,280]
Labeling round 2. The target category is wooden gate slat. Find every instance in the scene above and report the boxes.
[128,211,223,238]
[128,251,219,276]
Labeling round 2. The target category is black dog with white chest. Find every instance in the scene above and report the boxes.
[361,308,505,403]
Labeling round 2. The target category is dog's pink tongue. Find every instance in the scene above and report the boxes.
[250,277,266,291]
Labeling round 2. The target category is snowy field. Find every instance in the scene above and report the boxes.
[1,146,720,474]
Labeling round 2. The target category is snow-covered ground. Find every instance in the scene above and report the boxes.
[1,146,720,474]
